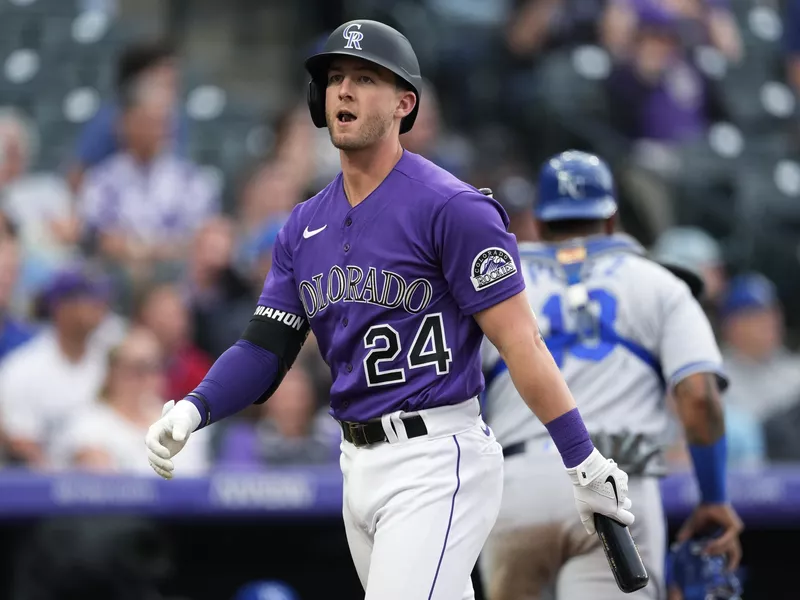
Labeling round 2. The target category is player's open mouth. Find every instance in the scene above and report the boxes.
[337,110,357,123]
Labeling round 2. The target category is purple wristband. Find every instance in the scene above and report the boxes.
[544,407,594,468]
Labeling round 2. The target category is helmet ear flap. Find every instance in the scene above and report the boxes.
[306,79,327,128]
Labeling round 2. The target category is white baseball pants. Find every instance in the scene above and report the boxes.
[340,397,504,600]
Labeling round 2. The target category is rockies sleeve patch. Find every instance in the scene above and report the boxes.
[470,247,518,291]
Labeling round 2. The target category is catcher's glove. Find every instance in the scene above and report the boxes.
[667,535,743,600]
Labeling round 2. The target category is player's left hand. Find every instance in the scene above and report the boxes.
[566,448,635,535]
[676,503,743,571]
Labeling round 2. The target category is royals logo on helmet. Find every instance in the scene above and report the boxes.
[343,23,364,49]
[557,171,586,200]
[471,247,518,291]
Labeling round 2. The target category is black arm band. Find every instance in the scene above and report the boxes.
[240,306,311,404]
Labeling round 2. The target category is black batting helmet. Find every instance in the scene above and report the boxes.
[304,19,422,134]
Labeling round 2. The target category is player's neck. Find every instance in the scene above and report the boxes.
[340,138,404,207]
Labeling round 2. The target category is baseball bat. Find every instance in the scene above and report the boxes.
[594,514,649,593]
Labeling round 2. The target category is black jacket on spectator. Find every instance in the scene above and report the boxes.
[190,267,255,359]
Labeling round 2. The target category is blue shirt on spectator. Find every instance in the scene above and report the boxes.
[0,318,38,361]
[75,103,190,168]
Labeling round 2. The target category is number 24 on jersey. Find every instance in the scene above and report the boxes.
[363,313,452,387]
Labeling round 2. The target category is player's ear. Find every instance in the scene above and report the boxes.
[395,90,416,120]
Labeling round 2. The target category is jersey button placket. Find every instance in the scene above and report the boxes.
[344,243,350,252]
[346,363,353,373]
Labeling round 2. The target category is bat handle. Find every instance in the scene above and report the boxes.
[594,513,650,594]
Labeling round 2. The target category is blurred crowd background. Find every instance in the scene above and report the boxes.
[0,0,797,503]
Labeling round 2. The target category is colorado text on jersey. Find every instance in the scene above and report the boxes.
[297,265,433,318]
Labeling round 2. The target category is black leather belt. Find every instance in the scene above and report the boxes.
[502,441,526,459]
[340,415,428,447]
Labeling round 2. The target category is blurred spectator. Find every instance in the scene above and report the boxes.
[603,0,742,62]
[236,161,297,269]
[217,367,339,467]
[702,0,744,63]
[239,217,284,291]
[77,73,220,298]
[650,226,727,326]
[58,327,209,475]
[720,273,800,425]
[421,0,511,126]
[67,40,188,194]
[0,217,38,359]
[493,173,538,242]
[399,80,475,179]
[268,100,337,196]
[605,1,728,147]
[135,283,213,401]
[58,327,167,474]
[0,108,79,297]
[509,0,609,57]
[0,266,110,468]
[181,217,254,359]
[786,0,800,94]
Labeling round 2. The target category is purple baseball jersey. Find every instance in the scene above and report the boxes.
[258,151,525,421]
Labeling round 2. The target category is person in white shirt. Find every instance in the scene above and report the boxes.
[0,266,111,468]
[59,326,209,476]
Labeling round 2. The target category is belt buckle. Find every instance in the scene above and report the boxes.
[346,421,366,447]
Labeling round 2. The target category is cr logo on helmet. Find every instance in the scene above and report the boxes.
[343,23,364,49]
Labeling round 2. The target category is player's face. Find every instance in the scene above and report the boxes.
[324,57,414,151]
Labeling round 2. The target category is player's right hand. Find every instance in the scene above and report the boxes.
[145,399,201,479]
[566,448,635,535]
[676,503,743,571]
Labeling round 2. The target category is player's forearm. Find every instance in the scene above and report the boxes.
[674,373,728,504]
[475,293,594,468]
[673,373,725,446]
[502,331,577,423]
[500,331,594,468]
[183,340,280,428]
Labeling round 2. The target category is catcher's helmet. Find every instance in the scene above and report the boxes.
[304,19,422,134]
[667,537,743,600]
[535,150,618,221]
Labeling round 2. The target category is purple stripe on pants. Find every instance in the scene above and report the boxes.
[428,435,462,600]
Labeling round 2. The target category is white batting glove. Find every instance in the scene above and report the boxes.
[567,448,635,535]
[145,399,202,479]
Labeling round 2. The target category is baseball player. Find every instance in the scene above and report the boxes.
[478,151,743,600]
[145,22,634,600]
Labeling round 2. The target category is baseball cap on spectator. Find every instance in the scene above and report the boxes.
[232,580,299,600]
[631,0,680,28]
[720,273,777,318]
[238,216,287,269]
[651,227,722,272]
[38,265,110,316]
[254,218,285,257]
